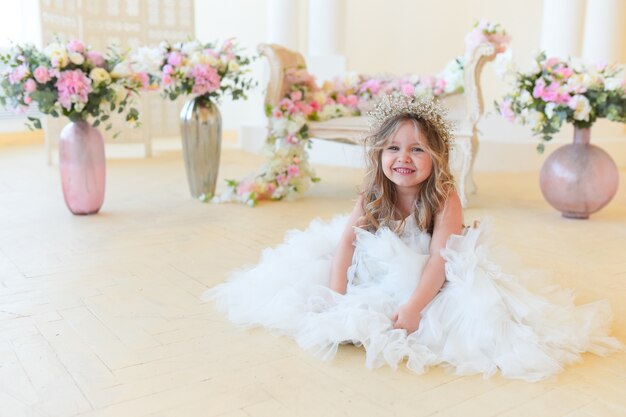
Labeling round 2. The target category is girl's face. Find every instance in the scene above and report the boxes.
[380,120,433,194]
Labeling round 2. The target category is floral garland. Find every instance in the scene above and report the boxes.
[216,21,510,206]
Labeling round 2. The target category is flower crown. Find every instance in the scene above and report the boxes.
[367,95,455,147]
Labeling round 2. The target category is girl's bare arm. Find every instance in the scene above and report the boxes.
[393,189,463,333]
[329,198,364,294]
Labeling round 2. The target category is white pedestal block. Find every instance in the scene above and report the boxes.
[307,55,347,82]
[308,139,365,168]
[239,124,268,154]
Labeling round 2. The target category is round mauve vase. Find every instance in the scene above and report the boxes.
[539,127,619,219]
[58,121,106,215]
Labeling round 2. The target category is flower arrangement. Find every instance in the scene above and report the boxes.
[0,40,141,131]
[465,19,511,55]
[218,60,466,207]
[220,21,510,206]
[145,38,256,104]
[497,52,626,152]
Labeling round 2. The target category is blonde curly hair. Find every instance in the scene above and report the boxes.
[360,111,455,234]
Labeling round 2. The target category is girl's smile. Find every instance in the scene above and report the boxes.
[381,120,433,193]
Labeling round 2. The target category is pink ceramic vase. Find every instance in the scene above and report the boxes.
[539,127,619,219]
[58,121,106,215]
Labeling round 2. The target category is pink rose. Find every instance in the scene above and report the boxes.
[543,57,561,70]
[167,52,183,67]
[236,179,255,195]
[287,164,300,178]
[190,64,220,95]
[346,94,358,107]
[33,66,51,83]
[24,95,32,104]
[360,79,381,95]
[554,65,573,80]
[532,79,546,99]
[276,173,288,186]
[498,99,515,123]
[163,64,174,75]
[401,83,415,97]
[135,72,149,88]
[55,69,93,110]
[67,40,85,53]
[272,109,283,118]
[290,90,302,101]
[8,64,29,84]
[24,79,37,93]
[86,51,105,67]
[434,79,446,95]
[162,74,173,86]
[541,82,562,102]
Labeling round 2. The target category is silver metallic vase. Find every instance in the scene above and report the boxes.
[179,97,222,200]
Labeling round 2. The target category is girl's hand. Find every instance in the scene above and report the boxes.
[391,303,421,334]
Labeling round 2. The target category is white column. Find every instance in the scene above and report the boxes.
[308,0,345,56]
[540,0,586,58]
[306,0,346,81]
[267,0,300,50]
[582,0,626,63]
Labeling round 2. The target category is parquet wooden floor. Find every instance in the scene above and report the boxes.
[1,141,624,417]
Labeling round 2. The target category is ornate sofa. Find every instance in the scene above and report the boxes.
[258,42,498,207]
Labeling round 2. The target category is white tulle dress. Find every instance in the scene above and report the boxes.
[205,215,621,381]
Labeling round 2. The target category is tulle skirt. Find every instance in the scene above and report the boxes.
[205,216,621,381]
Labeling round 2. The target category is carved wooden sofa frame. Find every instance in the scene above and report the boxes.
[258,43,497,206]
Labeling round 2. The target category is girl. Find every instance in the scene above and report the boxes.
[206,96,621,381]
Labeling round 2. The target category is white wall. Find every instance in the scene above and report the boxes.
[2,0,625,141]
[194,0,271,132]
[197,0,626,139]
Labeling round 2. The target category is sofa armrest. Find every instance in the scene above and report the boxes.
[258,43,307,109]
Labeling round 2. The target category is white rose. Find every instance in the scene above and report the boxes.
[545,102,556,119]
[519,90,533,105]
[206,55,218,66]
[89,67,111,86]
[604,77,623,91]
[69,52,85,65]
[493,48,516,80]
[345,72,360,87]
[286,116,306,134]
[526,58,541,76]
[181,40,201,55]
[44,43,69,68]
[582,73,601,89]
[189,51,203,66]
[43,42,65,58]
[568,95,591,121]
[567,74,586,94]
[312,91,327,105]
[110,83,128,105]
[227,60,239,72]
[111,61,132,78]
[270,119,287,137]
[520,108,545,131]
[131,46,163,74]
